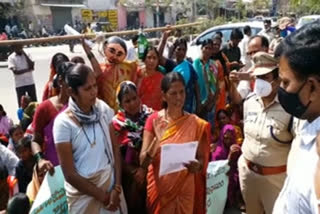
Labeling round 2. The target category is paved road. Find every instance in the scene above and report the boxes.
[0,44,104,123]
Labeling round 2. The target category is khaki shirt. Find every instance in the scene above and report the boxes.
[242,93,293,166]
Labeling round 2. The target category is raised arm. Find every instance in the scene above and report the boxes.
[158,28,171,66]
[82,39,102,77]
[229,71,252,104]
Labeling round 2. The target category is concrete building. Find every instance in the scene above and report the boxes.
[19,0,188,33]
[118,0,173,30]
[23,0,120,33]
[24,0,85,33]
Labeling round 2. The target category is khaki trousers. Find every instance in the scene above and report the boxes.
[238,155,286,214]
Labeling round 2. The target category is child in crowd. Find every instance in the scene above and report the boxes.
[15,136,35,193]
[7,125,24,154]
[6,193,30,214]
[20,104,38,132]
[17,95,31,121]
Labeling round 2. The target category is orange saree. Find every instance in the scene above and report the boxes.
[146,113,210,214]
[97,61,138,110]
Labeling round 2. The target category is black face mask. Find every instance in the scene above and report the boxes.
[278,81,311,118]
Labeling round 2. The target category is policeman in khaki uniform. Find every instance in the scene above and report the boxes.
[238,52,293,214]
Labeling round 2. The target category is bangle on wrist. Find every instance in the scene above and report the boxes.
[113,184,122,194]
[87,52,94,60]
[34,152,44,163]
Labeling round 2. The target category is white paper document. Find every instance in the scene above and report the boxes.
[159,141,198,177]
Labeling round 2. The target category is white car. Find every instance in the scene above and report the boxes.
[296,15,320,29]
[186,21,264,60]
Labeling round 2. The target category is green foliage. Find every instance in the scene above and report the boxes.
[196,0,221,19]
[0,2,24,19]
[252,0,271,9]
[289,0,320,14]
[235,0,247,19]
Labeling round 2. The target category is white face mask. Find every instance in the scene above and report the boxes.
[254,78,273,97]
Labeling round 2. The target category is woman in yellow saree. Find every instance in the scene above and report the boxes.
[139,72,211,214]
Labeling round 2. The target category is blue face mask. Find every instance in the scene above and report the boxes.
[277,81,311,118]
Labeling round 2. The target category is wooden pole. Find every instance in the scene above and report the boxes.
[0,22,202,47]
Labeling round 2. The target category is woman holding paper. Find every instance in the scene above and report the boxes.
[140,72,210,214]
[53,64,126,213]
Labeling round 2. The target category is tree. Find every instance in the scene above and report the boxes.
[235,0,247,19]
[0,2,25,27]
[289,0,320,14]
[0,1,24,18]
[196,0,221,19]
[252,0,271,10]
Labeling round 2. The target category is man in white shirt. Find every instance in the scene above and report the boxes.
[8,45,37,107]
[126,35,138,61]
[259,19,275,43]
[240,25,252,66]
[273,20,320,214]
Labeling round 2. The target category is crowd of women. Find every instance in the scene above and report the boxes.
[0,19,320,214]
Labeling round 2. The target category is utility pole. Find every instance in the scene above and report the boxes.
[192,0,197,21]
[156,0,160,27]
[271,0,277,16]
